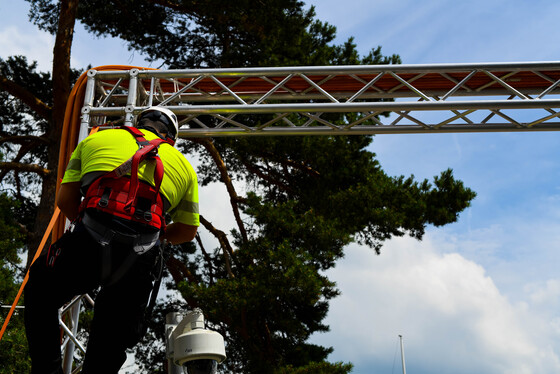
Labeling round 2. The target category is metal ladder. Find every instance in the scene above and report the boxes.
[61,61,560,373]
[78,61,560,138]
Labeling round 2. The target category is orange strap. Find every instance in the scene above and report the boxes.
[1,64,157,340]
[0,126,100,342]
[54,65,157,242]
[0,207,61,342]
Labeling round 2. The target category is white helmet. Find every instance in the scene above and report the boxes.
[138,106,179,141]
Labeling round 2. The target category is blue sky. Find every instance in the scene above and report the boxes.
[309,1,560,374]
[3,1,560,373]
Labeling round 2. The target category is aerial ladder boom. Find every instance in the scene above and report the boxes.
[76,61,560,139]
[4,61,560,373]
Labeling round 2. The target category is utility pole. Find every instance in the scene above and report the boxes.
[399,335,407,374]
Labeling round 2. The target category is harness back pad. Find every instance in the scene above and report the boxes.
[79,126,173,231]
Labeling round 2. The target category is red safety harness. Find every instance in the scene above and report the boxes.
[79,126,175,231]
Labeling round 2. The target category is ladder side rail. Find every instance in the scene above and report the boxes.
[169,122,560,137]
[88,61,560,78]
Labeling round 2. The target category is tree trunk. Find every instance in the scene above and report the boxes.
[27,0,80,266]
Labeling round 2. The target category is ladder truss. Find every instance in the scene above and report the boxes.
[81,61,560,137]
[56,61,560,373]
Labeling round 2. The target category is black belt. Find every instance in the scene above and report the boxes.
[82,212,159,254]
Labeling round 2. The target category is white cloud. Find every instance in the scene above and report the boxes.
[312,235,560,374]
[70,23,160,71]
[1,2,156,73]
[0,25,54,71]
[528,280,560,305]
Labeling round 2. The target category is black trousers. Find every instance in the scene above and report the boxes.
[24,222,159,374]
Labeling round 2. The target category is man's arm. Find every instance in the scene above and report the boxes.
[162,222,198,244]
[56,182,82,221]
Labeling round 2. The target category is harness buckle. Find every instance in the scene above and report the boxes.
[143,211,153,222]
[98,187,111,208]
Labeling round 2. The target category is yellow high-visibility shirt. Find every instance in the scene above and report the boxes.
[61,128,199,226]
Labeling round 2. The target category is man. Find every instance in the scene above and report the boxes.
[24,107,199,374]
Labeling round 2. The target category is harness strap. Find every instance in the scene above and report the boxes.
[81,212,159,250]
[78,126,173,232]
[125,140,165,211]
[118,126,172,211]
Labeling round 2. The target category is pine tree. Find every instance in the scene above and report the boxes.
[0,1,475,372]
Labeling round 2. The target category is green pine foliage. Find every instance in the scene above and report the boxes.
[0,193,31,373]
[169,135,475,373]
[0,1,477,373]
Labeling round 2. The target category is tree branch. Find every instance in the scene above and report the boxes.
[190,138,248,242]
[195,233,216,284]
[165,254,200,310]
[239,157,294,194]
[166,254,198,284]
[0,75,52,120]
[280,157,321,178]
[251,149,321,178]
[200,215,235,278]
[147,0,199,14]
[0,162,51,176]
[0,134,49,146]
[0,135,49,182]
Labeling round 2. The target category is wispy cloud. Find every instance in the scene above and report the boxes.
[311,0,560,63]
